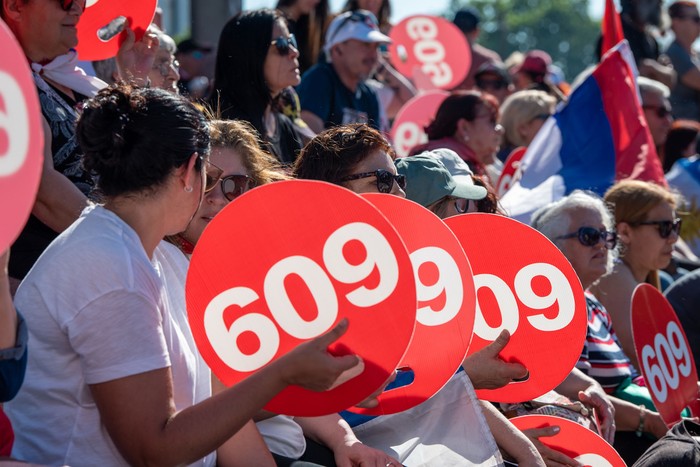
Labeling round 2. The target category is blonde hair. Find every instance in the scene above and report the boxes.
[499,90,556,147]
[208,119,290,186]
[604,180,678,289]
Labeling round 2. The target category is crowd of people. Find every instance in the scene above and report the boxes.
[3,0,700,465]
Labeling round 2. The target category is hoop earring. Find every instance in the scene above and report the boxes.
[184,186,193,193]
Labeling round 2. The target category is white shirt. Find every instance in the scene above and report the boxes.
[7,206,214,466]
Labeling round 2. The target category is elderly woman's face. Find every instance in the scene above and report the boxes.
[620,201,678,273]
[557,207,611,290]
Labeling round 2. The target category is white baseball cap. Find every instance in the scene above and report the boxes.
[324,10,391,54]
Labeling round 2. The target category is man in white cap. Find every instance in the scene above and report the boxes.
[297,10,390,133]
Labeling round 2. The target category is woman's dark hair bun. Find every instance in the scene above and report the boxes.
[77,83,210,197]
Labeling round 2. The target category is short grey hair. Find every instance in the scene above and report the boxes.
[531,190,616,274]
[638,76,670,100]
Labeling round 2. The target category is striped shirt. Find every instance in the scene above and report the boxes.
[576,292,638,393]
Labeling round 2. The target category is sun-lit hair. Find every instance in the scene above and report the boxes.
[499,90,556,147]
[208,119,289,186]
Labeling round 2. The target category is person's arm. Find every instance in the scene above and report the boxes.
[461,329,528,390]
[0,250,28,402]
[375,57,416,120]
[0,251,17,350]
[295,414,401,467]
[555,368,616,444]
[90,320,362,466]
[479,400,547,467]
[591,272,639,371]
[608,396,667,438]
[638,59,676,89]
[31,116,88,233]
[212,376,277,467]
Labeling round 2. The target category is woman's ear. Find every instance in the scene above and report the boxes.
[179,152,201,192]
[616,221,633,244]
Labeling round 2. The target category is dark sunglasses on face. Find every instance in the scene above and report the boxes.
[476,79,508,91]
[204,161,255,201]
[643,104,672,119]
[270,34,298,56]
[59,0,84,11]
[339,169,407,194]
[634,218,682,239]
[555,227,618,250]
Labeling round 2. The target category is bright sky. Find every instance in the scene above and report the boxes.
[243,0,606,22]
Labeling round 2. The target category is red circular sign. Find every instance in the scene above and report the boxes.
[444,214,587,402]
[389,15,470,90]
[390,90,448,158]
[510,415,626,467]
[186,180,417,416]
[76,0,157,61]
[0,19,44,253]
[350,194,475,415]
[632,283,699,426]
[497,147,527,197]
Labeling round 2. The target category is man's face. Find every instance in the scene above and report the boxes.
[333,39,379,81]
[671,5,700,41]
[642,90,673,147]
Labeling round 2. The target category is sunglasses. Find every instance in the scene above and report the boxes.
[328,11,379,44]
[643,105,672,119]
[59,0,84,11]
[476,79,508,91]
[556,227,618,250]
[204,160,256,201]
[270,34,298,56]
[634,218,682,238]
[339,169,407,194]
[677,15,700,23]
[453,197,469,214]
[202,157,223,193]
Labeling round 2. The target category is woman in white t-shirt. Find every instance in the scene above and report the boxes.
[6,85,362,467]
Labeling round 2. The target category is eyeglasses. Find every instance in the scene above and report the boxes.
[59,0,84,12]
[555,227,618,250]
[453,197,469,214]
[203,159,255,201]
[677,15,700,23]
[476,79,508,91]
[201,157,224,193]
[270,34,298,56]
[642,104,672,119]
[339,169,407,194]
[634,218,682,238]
[152,59,180,77]
[328,11,379,44]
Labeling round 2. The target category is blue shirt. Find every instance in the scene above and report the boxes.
[297,61,381,131]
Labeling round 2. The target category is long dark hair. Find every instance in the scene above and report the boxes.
[276,0,329,73]
[212,9,282,136]
[78,84,210,197]
[425,91,500,141]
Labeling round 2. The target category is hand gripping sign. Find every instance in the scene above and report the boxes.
[350,195,476,415]
[186,180,417,416]
[444,214,587,402]
[390,90,448,158]
[632,283,700,426]
[389,15,470,91]
[0,19,44,253]
[510,415,626,467]
[76,0,158,61]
